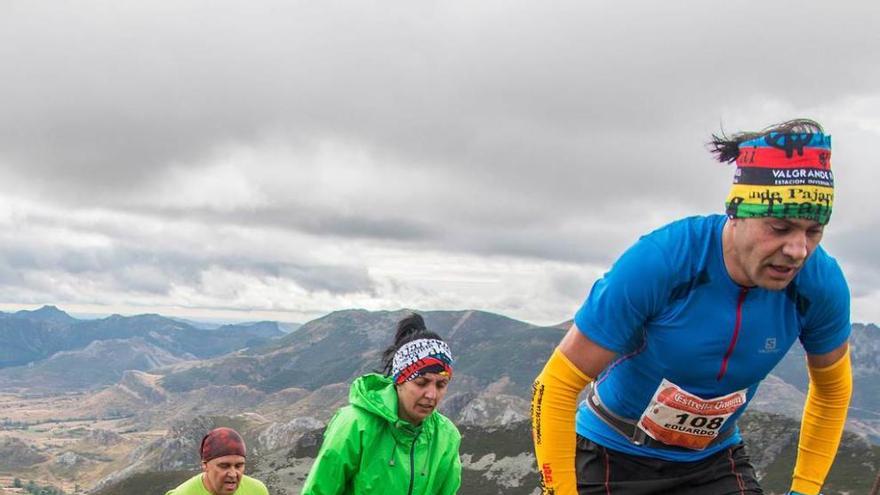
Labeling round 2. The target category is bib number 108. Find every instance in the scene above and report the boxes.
[674,414,724,430]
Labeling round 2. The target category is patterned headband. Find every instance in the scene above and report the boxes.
[725,132,833,224]
[200,427,246,462]
[391,338,454,385]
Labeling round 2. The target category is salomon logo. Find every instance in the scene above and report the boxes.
[758,338,779,354]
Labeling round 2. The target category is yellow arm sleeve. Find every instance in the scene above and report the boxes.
[531,348,592,495]
[790,348,853,495]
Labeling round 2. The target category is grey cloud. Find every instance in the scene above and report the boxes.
[0,236,374,298]
[442,222,639,265]
[2,1,878,197]
[213,207,437,243]
[117,194,654,266]
[277,265,374,295]
[218,259,374,295]
[0,242,187,296]
[550,272,593,301]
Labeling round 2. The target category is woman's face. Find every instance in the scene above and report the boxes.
[396,372,450,425]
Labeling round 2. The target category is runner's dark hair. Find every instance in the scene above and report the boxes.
[708,118,824,164]
[381,312,443,376]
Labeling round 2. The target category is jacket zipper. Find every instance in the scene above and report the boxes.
[717,287,749,381]
[407,431,420,495]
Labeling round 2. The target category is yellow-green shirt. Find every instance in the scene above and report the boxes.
[165,473,269,495]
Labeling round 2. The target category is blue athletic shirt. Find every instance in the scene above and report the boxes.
[574,214,850,461]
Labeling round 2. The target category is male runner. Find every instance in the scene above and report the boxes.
[166,427,269,495]
[531,119,852,495]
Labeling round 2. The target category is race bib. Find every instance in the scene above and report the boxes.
[637,379,747,450]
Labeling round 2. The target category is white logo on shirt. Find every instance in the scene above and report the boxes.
[758,338,779,354]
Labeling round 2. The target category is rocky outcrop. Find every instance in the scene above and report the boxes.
[461,452,537,491]
[55,451,86,467]
[749,373,806,419]
[853,324,880,375]
[258,416,324,452]
[457,394,529,426]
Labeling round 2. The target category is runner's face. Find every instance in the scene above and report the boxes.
[201,455,245,495]
[727,217,823,290]
[396,373,450,425]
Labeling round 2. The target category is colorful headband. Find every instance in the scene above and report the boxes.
[725,132,833,224]
[200,427,247,462]
[391,338,453,385]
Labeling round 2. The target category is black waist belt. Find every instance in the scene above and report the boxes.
[584,382,736,452]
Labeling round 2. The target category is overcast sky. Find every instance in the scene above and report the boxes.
[1,1,879,326]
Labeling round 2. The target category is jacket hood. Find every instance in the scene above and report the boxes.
[349,373,401,424]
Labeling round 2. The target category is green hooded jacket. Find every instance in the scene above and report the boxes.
[301,373,462,495]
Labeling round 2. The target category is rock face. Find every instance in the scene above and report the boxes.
[258,417,324,452]
[150,416,219,471]
[55,451,85,467]
[749,374,806,418]
[457,394,529,426]
[474,453,537,490]
[852,324,880,374]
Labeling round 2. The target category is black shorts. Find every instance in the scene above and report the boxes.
[575,435,764,495]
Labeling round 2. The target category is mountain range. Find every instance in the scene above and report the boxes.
[0,306,877,494]
[0,306,284,391]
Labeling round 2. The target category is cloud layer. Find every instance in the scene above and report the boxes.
[2,1,879,324]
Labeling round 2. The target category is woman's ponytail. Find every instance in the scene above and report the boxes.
[382,312,440,376]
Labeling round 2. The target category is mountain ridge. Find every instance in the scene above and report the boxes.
[1,306,878,494]
[0,306,285,391]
